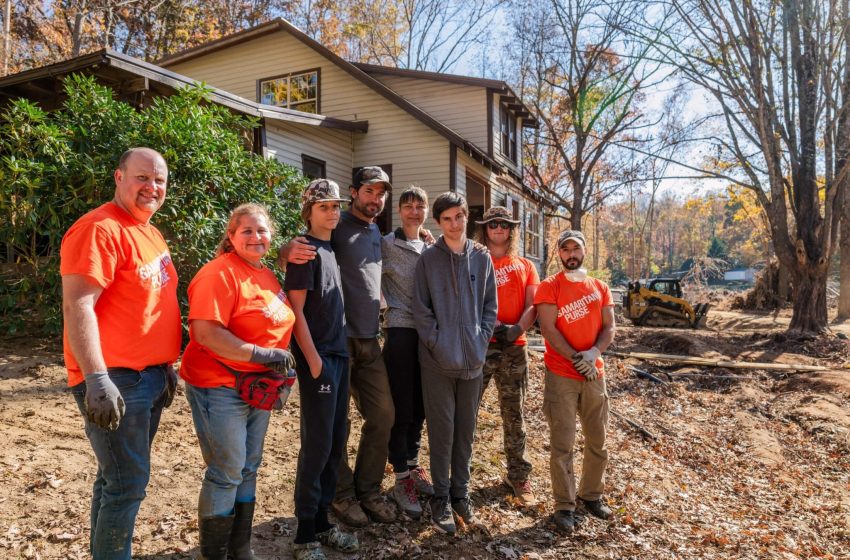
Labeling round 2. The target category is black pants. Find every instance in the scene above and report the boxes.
[384,327,426,473]
[294,353,350,520]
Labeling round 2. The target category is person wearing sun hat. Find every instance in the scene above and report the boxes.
[473,206,540,506]
[534,228,616,533]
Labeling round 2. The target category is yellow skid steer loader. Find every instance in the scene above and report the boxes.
[622,278,710,328]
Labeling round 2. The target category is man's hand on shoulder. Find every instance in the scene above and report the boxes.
[278,236,317,268]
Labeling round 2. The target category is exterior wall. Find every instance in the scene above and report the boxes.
[369,74,488,152]
[165,30,450,231]
[264,120,353,186]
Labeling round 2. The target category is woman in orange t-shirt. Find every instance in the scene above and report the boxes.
[180,203,296,560]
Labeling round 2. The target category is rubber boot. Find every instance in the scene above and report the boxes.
[228,501,261,560]
[199,514,234,560]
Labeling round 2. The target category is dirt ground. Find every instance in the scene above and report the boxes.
[1,309,850,560]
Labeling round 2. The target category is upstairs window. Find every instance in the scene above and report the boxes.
[525,211,541,259]
[499,104,517,163]
[259,69,319,113]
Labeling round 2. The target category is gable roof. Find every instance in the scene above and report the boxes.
[0,48,367,132]
[158,18,504,172]
[353,63,538,129]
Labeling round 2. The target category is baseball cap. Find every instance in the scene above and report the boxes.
[474,206,521,225]
[353,166,392,191]
[302,179,347,208]
[557,229,586,248]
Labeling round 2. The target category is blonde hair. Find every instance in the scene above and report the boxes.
[475,220,520,256]
[216,203,275,256]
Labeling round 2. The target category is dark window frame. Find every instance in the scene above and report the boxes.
[499,104,518,164]
[257,67,321,113]
[301,154,326,180]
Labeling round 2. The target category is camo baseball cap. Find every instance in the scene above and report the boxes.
[475,206,521,225]
[301,179,347,208]
[353,166,392,191]
[557,229,586,248]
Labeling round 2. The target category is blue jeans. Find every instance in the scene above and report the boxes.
[185,384,271,516]
[71,365,168,560]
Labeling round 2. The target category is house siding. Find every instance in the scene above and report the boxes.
[368,74,488,152]
[165,30,450,231]
[264,120,353,186]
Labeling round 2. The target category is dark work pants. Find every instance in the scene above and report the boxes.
[294,354,350,521]
[383,327,426,473]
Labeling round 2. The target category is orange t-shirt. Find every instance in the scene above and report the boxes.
[180,252,296,389]
[533,273,613,380]
[60,202,181,386]
[492,255,540,346]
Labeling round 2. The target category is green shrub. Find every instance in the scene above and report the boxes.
[0,74,305,334]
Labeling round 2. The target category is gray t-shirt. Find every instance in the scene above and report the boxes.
[331,211,382,338]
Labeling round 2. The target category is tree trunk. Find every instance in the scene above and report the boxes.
[839,232,850,318]
[788,266,829,332]
[777,260,791,302]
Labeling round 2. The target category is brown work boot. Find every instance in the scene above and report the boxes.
[331,497,369,527]
[360,494,398,523]
[506,478,537,506]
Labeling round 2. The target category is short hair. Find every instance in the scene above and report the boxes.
[118,147,165,170]
[432,192,468,221]
[398,185,428,207]
[216,203,275,256]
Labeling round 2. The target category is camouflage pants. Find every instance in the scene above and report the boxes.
[481,342,532,482]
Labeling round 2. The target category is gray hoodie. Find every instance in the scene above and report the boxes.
[413,236,497,379]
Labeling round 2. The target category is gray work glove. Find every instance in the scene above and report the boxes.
[250,345,296,375]
[572,346,601,381]
[163,365,178,408]
[84,371,125,431]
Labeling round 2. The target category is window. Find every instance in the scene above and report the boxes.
[525,211,541,258]
[301,155,326,180]
[500,105,517,163]
[259,69,319,113]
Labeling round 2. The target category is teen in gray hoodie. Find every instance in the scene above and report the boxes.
[412,192,497,535]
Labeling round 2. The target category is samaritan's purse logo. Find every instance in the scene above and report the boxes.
[138,251,172,289]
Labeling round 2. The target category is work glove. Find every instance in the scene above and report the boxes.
[572,346,601,382]
[250,345,297,375]
[84,371,125,431]
[163,365,178,408]
[493,324,523,344]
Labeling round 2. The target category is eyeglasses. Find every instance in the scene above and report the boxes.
[488,221,513,230]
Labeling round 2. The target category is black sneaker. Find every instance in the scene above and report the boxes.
[580,498,612,520]
[553,509,575,533]
[451,496,475,524]
[429,496,456,535]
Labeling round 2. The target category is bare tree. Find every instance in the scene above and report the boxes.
[646,0,850,333]
[511,0,668,231]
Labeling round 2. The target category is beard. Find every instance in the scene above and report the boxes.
[561,255,584,270]
[353,196,383,218]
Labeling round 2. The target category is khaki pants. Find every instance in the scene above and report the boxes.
[542,368,609,512]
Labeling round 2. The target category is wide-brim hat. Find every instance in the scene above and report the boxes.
[475,205,521,225]
[558,229,586,247]
[353,166,393,191]
[302,179,347,206]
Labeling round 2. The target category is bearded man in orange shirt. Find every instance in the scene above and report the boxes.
[61,148,181,560]
[534,229,616,534]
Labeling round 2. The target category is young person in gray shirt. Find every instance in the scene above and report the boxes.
[412,192,497,535]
